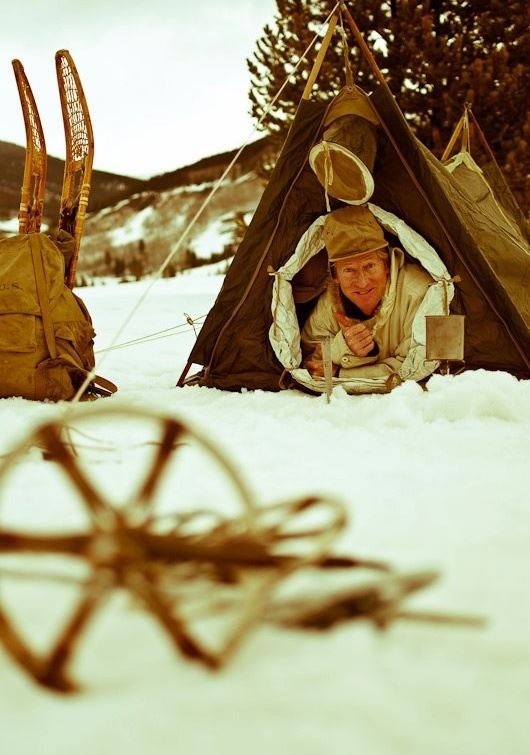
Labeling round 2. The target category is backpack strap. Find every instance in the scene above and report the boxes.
[55,353,118,398]
[86,372,118,397]
[28,233,57,359]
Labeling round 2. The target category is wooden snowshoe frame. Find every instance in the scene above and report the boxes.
[55,49,94,289]
[0,406,345,691]
[0,405,472,694]
[12,59,47,234]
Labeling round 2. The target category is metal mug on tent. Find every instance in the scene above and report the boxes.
[425,277,465,374]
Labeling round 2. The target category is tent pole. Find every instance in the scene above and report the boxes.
[441,115,465,162]
[468,108,498,165]
[461,106,471,153]
[176,361,193,387]
[340,3,388,88]
[302,13,338,99]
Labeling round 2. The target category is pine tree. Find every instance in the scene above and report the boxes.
[247,0,530,213]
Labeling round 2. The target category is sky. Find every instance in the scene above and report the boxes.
[0,271,529,754]
[0,0,279,178]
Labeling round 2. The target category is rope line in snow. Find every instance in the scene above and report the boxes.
[94,314,207,354]
[71,2,341,402]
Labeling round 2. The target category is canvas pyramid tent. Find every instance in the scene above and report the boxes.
[440,105,530,247]
[179,7,530,393]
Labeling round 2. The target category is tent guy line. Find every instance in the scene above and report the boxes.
[70,1,341,403]
[93,314,207,355]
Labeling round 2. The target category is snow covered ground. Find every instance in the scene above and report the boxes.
[1,271,529,755]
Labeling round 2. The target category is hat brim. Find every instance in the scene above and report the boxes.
[309,141,374,205]
[330,243,389,264]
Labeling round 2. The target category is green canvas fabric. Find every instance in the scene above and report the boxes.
[188,98,333,390]
[369,85,529,374]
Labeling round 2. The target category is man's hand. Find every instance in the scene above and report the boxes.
[334,312,375,357]
[303,343,339,378]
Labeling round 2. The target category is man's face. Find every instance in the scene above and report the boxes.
[334,250,389,316]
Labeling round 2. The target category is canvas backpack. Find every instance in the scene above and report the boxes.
[0,232,117,401]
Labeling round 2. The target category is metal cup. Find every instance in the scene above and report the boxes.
[425,315,465,361]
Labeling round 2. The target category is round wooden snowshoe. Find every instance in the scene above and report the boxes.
[0,405,345,692]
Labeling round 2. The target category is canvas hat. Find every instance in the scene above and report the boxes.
[323,205,388,263]
[309,140,374,205]
[309,86,379,205]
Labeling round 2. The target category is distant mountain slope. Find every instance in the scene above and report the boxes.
[0,141,145,229]
[0,135,271,226]
[1,136,272,276]
[79,171,265,277]
[145,137,270,191]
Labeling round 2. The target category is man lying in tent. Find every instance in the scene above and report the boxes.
[267,197,454,395]
[300,204,435,385]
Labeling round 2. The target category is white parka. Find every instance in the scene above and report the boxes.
[268,204,455,394]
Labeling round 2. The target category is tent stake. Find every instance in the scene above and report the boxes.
[176,360,193,387]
